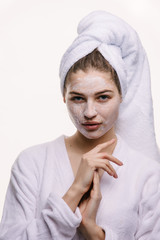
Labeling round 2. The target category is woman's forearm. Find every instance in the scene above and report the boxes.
[62,182,85,212]
[80,222,105,240]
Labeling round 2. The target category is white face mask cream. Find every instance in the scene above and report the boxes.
[64,69,122,139]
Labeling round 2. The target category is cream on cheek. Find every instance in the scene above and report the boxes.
[66,97,120,139]
[66,101,84,127]
[66,77,103,127]
[99,98,120,132]
[65,73,121,138]
[66,101,97,138]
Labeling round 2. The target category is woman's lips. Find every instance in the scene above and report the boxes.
[82,122,102,131]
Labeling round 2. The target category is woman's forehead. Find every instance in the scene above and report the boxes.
[66,70,116,92]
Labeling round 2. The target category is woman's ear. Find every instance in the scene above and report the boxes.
[63,96,66,103]
[63,87,66,103]
[120,94,123,103]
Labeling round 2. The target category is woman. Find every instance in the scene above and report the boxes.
[0,11,160,240]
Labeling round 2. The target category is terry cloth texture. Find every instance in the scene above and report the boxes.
[0,135,160,239]
[59,10,160,162]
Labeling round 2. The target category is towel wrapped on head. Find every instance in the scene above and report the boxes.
[59,10,160,161]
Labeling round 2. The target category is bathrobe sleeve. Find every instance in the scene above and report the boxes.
[0,150,82,240]
[98,225,118,240]
[135,168,160,240]
[102,228,118,240]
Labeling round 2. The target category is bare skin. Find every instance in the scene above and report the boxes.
[62,68,123,239]
[65,127,118,178]
[63,136,123,239]
[78,172,105,240]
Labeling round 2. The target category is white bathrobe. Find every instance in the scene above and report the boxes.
[0,134,160,240]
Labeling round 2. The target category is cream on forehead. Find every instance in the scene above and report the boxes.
[67,76,114,92]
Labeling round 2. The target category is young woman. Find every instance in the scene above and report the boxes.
[0,11,160,240]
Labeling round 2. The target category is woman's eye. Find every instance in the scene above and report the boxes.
[98,95,110,101]
[71,96,84,102]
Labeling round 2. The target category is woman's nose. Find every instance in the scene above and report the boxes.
[84,101,97,119]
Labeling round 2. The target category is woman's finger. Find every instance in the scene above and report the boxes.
[93,158,119,175]
[88,158,119,178]
[88,138,116,154]
[91,171,101,199]
[93,171,99,191]
[94,161,118,178]
[91,152,123,166]
[97,159,118,177]
[97,169,104,180]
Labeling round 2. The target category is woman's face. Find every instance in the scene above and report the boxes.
[64,69,122,139]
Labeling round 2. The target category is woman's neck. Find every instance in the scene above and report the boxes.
[69,127,117,154]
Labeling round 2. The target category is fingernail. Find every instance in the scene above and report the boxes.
[114,173,118,178]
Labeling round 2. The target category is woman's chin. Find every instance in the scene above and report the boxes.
[78,130,106,140]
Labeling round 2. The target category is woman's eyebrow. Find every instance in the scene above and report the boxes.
[69,91,84,95]
[95,90,113,95]
[69,90,113,96]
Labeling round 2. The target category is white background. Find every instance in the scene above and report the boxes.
[0,0,160,219]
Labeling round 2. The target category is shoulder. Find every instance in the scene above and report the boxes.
[129,147,160,174]
[118,138,160,201]
[12,135,65,173]
[119,136,160,177]
[8,136,66,195]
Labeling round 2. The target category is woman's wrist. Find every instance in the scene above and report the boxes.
[62,182,84,212]
[80,221,105,240]
[87,226,105,240]
[96,226,105,240]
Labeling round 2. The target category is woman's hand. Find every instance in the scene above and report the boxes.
[78,171,105,240]
[74,139,123,195]
[63,138,123,213]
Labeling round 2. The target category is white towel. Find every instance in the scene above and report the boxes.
[59,10,160,162]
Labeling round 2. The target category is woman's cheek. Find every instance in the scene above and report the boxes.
[100,100,120,123]
[67,103,84,126]
[108,101,121,122]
